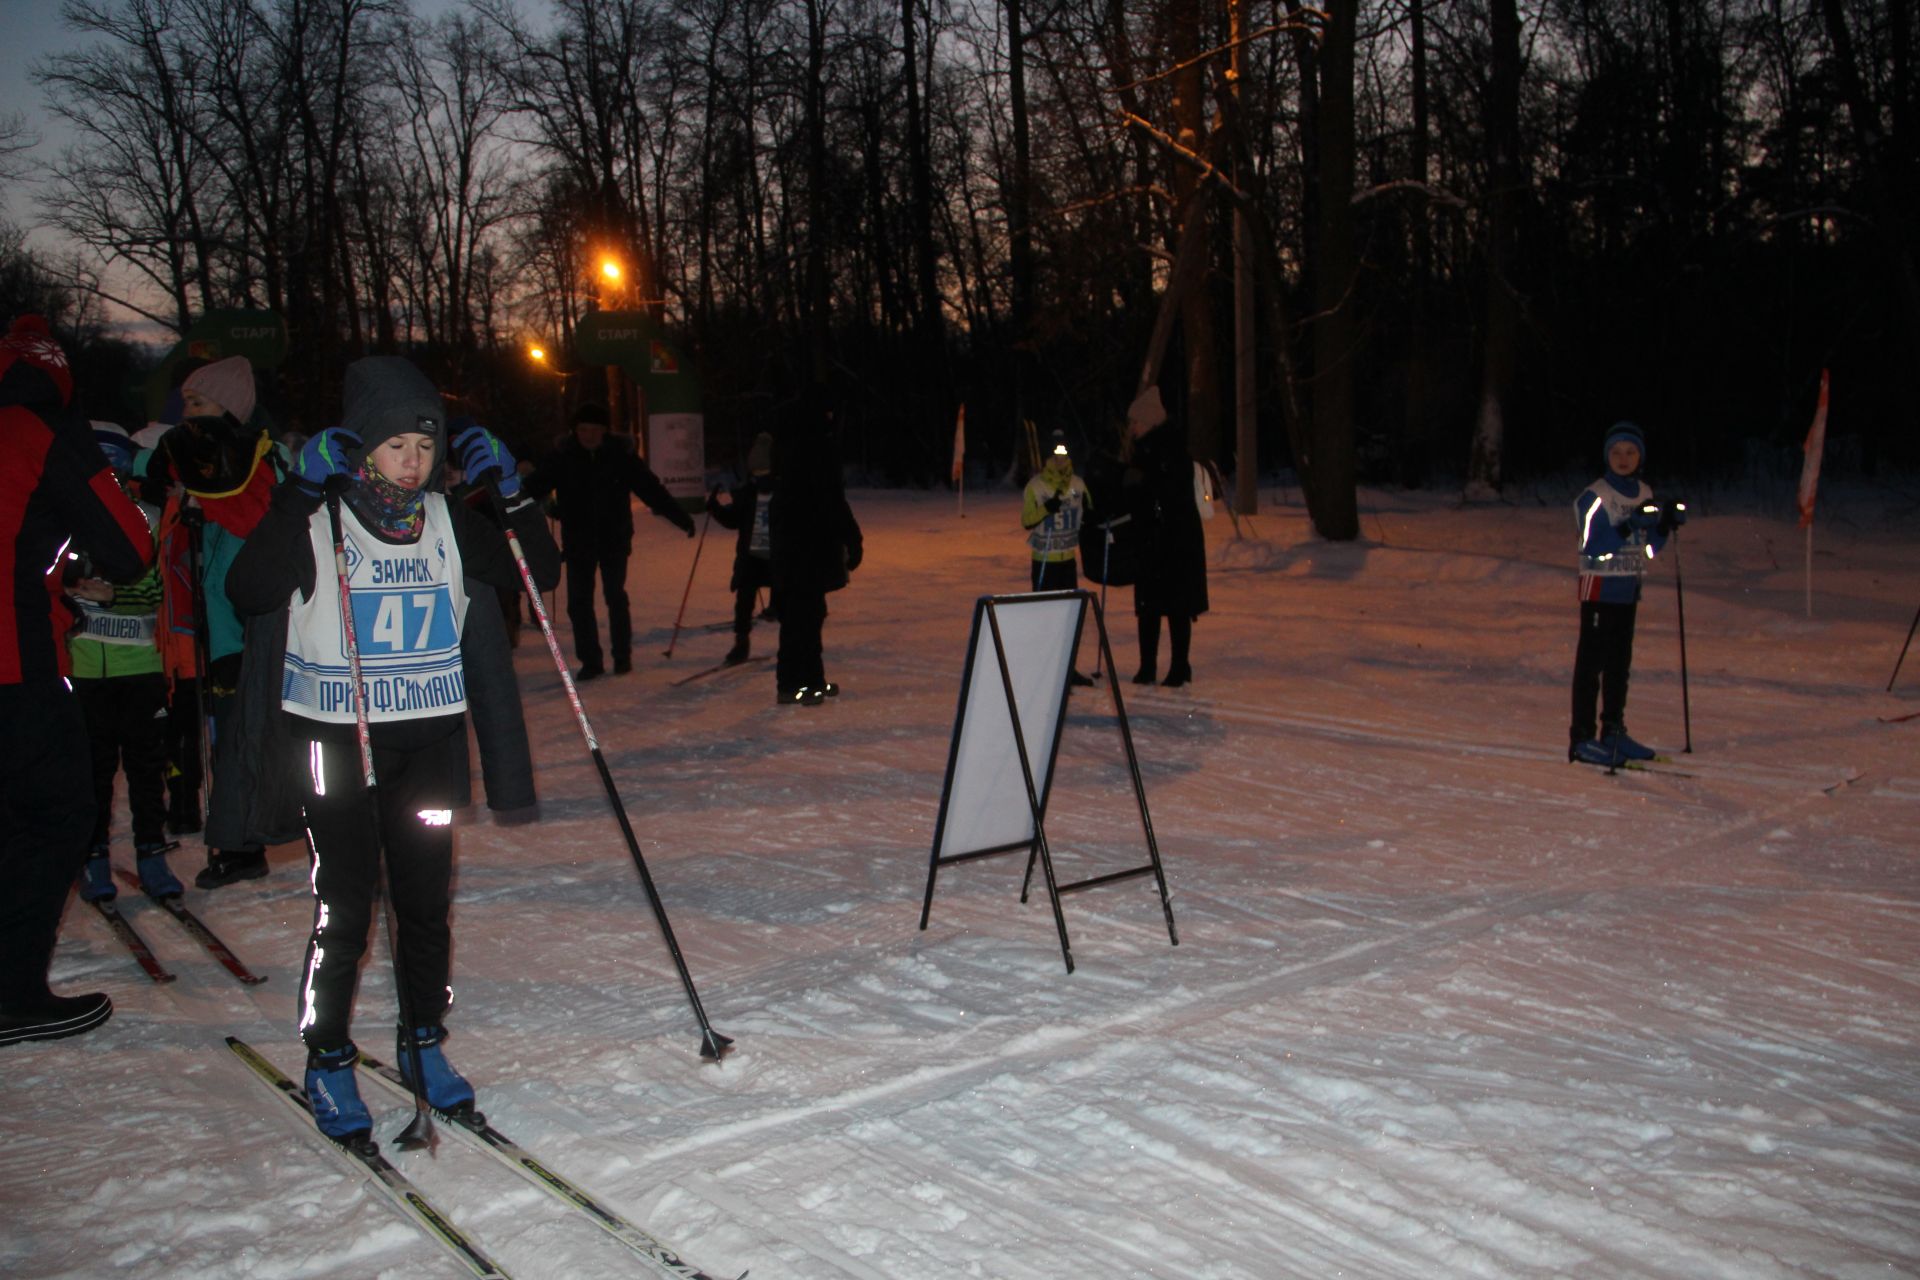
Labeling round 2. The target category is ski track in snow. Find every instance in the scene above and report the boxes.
[4,485,1918,1279]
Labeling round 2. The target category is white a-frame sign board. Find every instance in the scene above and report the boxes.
[918,590,1177,972]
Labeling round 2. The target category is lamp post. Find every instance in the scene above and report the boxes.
[528,343,570,435]
[593,254,636,443]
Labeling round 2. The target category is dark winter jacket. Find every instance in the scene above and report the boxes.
[206,481,560,848]
[769,424,862,596]
[523,433,695,557]
[1,367,153,686]
[1123,422,1209,619]
[707,476,773,590]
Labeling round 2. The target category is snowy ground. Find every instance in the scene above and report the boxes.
[4,482,1918,1280]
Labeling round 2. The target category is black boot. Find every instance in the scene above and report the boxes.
[723,638,750,666]
[195,848,269,890]
[0,991,113,1048]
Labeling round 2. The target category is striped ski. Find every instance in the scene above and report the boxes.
[90,899,176,983]
[114,867,266,984]
[226,1037,512,1279]
[357,1053,737,1280]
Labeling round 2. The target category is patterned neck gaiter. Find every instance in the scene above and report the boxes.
[346,465,425,542]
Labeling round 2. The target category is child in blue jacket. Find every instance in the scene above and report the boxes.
[1569,421,1685,766]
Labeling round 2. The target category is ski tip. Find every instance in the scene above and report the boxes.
[699,1030,735,1062]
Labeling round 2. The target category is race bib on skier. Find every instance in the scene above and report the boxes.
[282,497,470,724]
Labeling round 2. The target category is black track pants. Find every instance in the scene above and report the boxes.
[1570,599,1638,742]
[0,683,95,1004]
[295,727,462,1052]
[74,673,169,849]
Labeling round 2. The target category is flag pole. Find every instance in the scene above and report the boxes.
[952,403,967,520]
[1796,368,1829,620]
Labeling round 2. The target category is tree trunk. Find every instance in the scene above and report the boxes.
[1400,0,1433,488]
[1170,0,1219,465]
[1465,0,1522,501]
[1308,0,1360,539]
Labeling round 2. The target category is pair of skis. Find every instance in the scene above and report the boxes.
[91,862,266,986]
[227,1037,736,1280]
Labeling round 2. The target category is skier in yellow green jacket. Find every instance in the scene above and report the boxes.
[1021,428,1095,686]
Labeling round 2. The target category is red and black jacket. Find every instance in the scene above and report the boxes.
[2,399,153,685]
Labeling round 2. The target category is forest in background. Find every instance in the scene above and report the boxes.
[1,0,1913,538]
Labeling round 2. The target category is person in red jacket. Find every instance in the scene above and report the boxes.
[0,315,155,1048]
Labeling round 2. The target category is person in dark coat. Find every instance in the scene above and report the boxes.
[225,356,558,1143]
[0,315,155,1048]
[521,402,695,679]
[769,390,862,706]
[706,431,775,666]
[1122,386,1208,687]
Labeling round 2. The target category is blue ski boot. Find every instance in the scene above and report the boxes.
[305,1043,373,1143]
[136,843,184,898]
[1601,724,1656,761]
[1571,738,1624,768]
[78,848,116,902]
[397,1025,476,1114]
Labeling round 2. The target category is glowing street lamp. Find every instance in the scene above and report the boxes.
[528,344,547,363]
[599,258,623,285]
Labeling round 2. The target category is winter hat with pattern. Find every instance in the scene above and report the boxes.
[1127,385,1167,430]
[341,355,445,453]
[182,356,256,423]
[1603,420,1645,468]
[0,314,74,406]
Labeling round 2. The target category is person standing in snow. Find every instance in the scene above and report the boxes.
[769,387,863,706]
[706,430,776,666]
[142,356,285,888]
[225,356,558,1142]
[1568,420,1685,766]
[521,402,696,681]
[1122,386,1208,688]
[67,423,183,903]
[1021,427,1095,687]
[0,316,155,1047]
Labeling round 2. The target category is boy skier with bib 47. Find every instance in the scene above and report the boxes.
[1569,420,1685,767]
[226,356,558,1143]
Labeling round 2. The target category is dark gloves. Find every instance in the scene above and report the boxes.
[1043,493,1063,515]
[453,424,520,497]
[293,428,361,497]
[1617,505,1660,537]
[1656,502,1688,535]
[136,447,175,506]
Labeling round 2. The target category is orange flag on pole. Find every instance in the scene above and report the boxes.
[950,404,966,484]
[1796,369,1829,529]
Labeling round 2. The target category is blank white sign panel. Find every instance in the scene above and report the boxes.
[938,595,1081,857]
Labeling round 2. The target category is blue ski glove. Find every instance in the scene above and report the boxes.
[452,424,520,497]
[293,427,361,497]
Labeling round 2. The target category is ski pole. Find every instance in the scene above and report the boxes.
[1672,523,1692,754]
[1889,601,1920,692]
[182,506,218,826]
[485,481,733,1061]
[663,504,712,659]
[325,488,436,1150]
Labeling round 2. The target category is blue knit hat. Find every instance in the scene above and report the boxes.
[1603,420,1645,468]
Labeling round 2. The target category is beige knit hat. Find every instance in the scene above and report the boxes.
[182,356,257,422]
